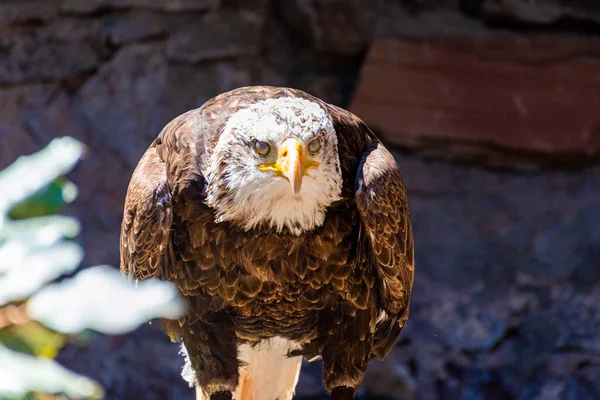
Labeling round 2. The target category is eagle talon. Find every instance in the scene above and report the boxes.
[209,391,233,400]
[331,386,355,400]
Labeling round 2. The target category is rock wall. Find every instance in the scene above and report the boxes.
[2,0,600,399]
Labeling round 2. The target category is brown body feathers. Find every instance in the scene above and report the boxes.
[120,86,414,396]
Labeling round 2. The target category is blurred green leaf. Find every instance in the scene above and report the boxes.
[0,344,103,399]
[0,137,84,222]
[27,266,186,335]
[0,321,66,359]
[8,177,78,220]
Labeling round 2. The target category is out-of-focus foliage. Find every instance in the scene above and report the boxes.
[0,137,186,399]
[0,137,82,221]
[28,266,184,335]
[0,345,100,399]
[0,216,83,306]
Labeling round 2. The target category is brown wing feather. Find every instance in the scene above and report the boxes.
[120,145,174,281]
[119,107,211,284]
[355,140,415,360]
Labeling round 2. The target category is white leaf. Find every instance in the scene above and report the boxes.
[0,215,80,244]
[27,266,186,335]
[0,137,85,219]
[0,344,103,399]
[0,240,84,306]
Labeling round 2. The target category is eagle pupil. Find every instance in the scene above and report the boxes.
[255,140,270,156]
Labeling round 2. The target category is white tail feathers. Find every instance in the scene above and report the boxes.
[232,337,303,400]
[182,337,303,400]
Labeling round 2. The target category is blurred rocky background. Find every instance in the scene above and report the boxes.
[1,0,599,399]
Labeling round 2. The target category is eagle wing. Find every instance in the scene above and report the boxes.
[120,144,174,281]
[119,112,200,283]
[354,139,415,360]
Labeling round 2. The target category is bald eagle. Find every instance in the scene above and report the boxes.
[120,86,414,400]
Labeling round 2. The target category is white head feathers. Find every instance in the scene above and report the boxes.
[205,97,342,235]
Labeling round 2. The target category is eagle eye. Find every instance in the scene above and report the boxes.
[308,137,322,154]
[254,140,271,156]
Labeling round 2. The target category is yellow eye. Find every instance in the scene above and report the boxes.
[254,140,271,156]
[308,137,321,154]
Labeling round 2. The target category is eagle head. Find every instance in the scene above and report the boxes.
[205,97,343,235]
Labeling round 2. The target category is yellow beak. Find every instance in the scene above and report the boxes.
[278,138,305,194]
[257,138,319,195]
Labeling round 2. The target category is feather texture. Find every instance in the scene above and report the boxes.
[119,86,414,396]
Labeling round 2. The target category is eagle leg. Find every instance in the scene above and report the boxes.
[209,391,233,400]
[319,308,372,398]
[181,312,240,399]
[331,386,355,400]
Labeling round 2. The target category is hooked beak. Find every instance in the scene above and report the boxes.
[257,138,318,195]
[278,138,305,195]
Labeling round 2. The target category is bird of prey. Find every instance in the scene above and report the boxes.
[120,86,414,400]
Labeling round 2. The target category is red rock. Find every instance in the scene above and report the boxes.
[350,35,600,164]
